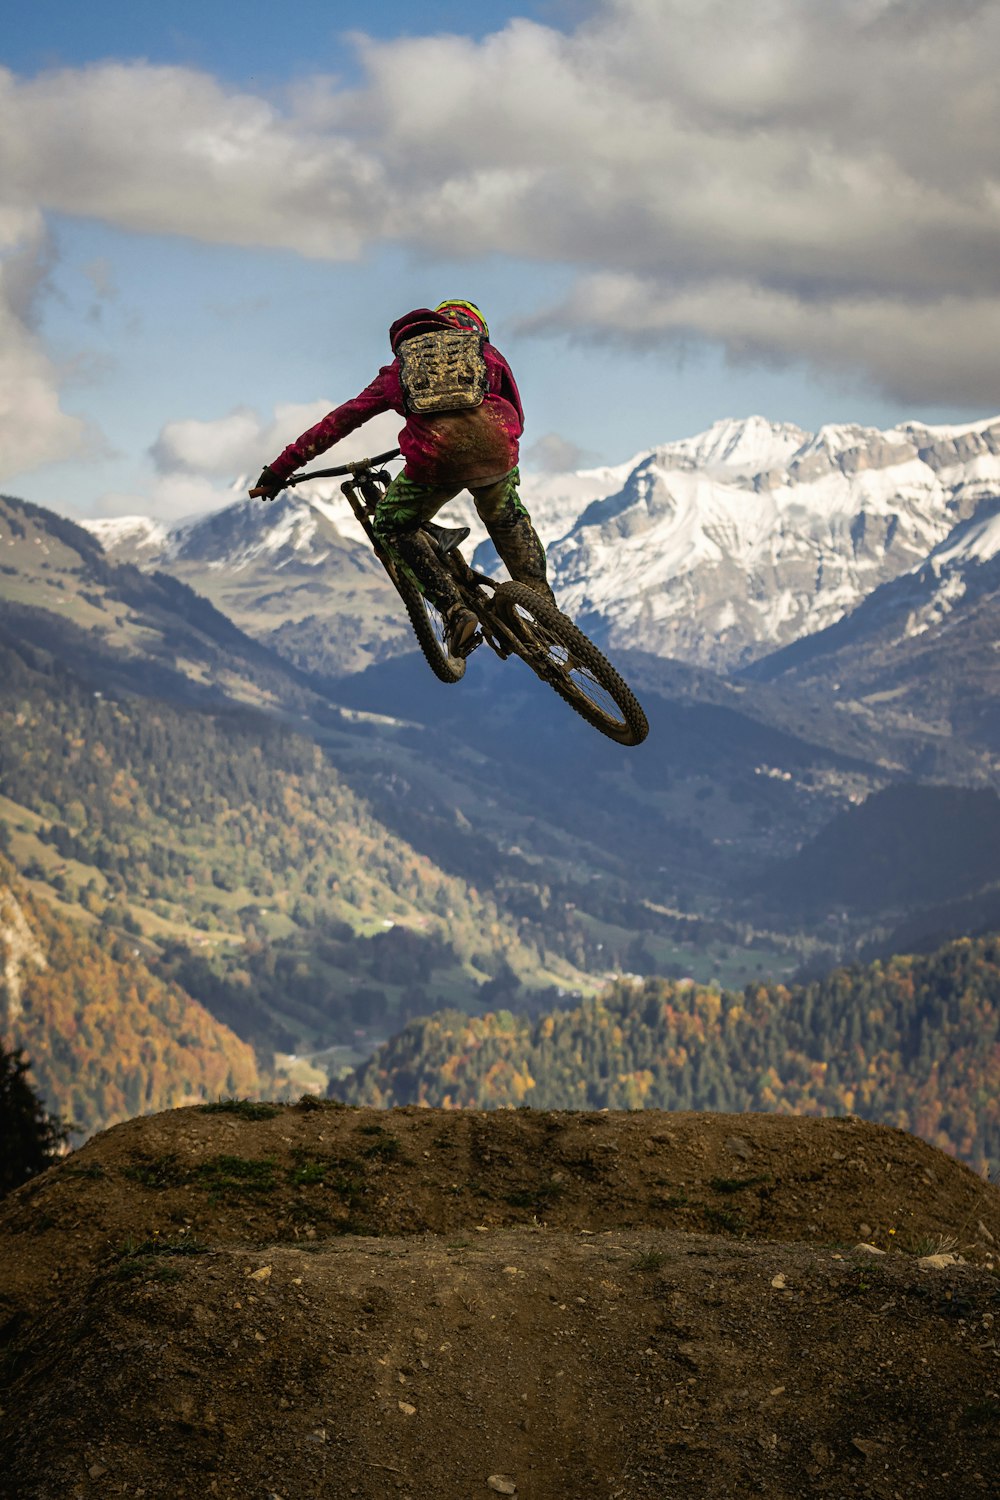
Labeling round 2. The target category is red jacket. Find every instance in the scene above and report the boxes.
[268,308,524,487]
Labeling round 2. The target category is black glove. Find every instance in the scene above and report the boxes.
[249,465,284,501]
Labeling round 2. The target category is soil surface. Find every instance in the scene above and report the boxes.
[2,1102,999,1499]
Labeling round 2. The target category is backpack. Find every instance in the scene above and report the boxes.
[396,328,489,415]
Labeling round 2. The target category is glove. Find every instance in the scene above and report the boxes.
[249,465,284,501]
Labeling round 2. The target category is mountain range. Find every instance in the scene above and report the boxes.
[745,489,1000,762]
[545,414,1000,668]
[85,413,1000,680]
[27,409,1000,926]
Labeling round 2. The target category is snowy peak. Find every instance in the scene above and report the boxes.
[170,495,325,572]
[86,490,366,576]
[933,503,1000,571]
[895,500,1000,640]
[546,412,1000,669]
[518,452,650,545]
[892,414,1000,453]
[641,416,930,493]
[82,515,172,563]
[655,415,808,480]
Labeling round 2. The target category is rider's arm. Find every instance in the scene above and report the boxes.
[259,368,400,491]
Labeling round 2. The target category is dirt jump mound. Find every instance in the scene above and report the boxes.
[2,1103,999,1498]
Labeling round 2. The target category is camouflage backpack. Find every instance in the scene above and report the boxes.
[397,328,489,414]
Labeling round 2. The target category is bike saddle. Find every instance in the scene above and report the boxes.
[422,521,470,555]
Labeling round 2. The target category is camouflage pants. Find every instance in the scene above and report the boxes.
[373,467,552,611]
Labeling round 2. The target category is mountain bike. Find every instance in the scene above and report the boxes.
[286,448,649,747]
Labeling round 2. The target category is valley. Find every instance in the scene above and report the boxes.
[3,412,1000,1162]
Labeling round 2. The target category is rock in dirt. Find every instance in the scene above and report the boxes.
[852,1436,888,1459]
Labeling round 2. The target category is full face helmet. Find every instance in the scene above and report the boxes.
[435,299,489,339]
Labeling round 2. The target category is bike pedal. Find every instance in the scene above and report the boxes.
[446,607,481,658]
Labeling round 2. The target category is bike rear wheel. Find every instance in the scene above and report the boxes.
[491,582,648,745]
[393,566,467,684]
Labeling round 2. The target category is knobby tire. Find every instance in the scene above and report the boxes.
[491,582,649,745]
[392,565,467,685]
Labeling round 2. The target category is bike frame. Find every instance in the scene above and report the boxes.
[287,450,522,662]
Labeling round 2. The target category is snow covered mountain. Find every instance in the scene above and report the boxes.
[741,484,1000,763]
[546,414,1000,669]
[82,452,640,578]
[84,487,418,678]
[80,459,636,677]
[85,487,360,571]
[752,495,1000,678]
[83,413,1000,676]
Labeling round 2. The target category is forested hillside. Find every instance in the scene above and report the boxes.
[8,634,592,964]
[340,933,1000,1173]
[0,629,588,1115]
[0,858,259,1135]
[758,783,1000,918]
[0,633,503,949]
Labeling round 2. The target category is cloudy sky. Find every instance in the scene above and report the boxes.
[3,0,1000,519]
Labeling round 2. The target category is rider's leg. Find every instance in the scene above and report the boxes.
[471,467,556,606]
[373,471,480,653]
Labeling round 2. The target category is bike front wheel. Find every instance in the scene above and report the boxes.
[491,582,649,746]
[393,566,467,684]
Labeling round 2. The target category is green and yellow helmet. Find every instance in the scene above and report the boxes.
[435,299,489,339]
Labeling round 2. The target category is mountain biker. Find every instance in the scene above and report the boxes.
[249,300,554,657]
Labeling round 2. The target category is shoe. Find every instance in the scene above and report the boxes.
[445,603,480,658]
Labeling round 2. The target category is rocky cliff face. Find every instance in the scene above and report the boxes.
[0,885,48,1021]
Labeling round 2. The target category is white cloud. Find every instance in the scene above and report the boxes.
[0,63,383,260]
[151,406,269,477]
[3,0,1000,422]
[90,401,404,522]
[94,472,239,523]
[524,432,600,473]
[521,274,1000,407]
[0,208,93,480]
[148,402,403,482]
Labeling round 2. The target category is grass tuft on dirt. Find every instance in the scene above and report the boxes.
[197,1098,283,1121]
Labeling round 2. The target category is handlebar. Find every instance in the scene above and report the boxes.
[285,447,401,485]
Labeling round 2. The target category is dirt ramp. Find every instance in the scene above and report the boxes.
[4,1230,1000,1499]
[2,1104,997,1321]
[2,1105,999,1498]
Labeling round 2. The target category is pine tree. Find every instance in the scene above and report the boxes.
[0,1042,71,1197]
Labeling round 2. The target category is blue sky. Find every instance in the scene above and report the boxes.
[5,1,581,80]
[3,1,1000,518]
